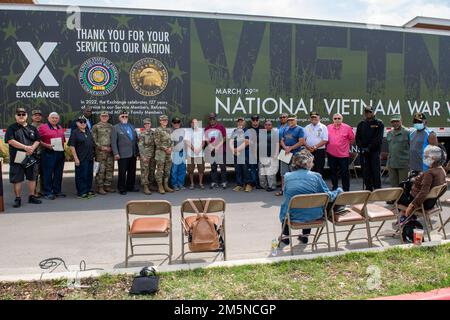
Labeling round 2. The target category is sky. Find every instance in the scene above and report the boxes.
[36,0,450,26]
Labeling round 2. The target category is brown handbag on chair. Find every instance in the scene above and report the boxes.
[186,199,221,252]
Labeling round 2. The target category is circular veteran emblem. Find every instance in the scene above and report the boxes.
[130,58,168,96]
[79,57,119,96]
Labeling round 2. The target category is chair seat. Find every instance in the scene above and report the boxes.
[184,214,221,229]
[290,218,325,228]
[130,217,170,235]
[333,209,365,223]
[352,204,396,220]
[424,207,442,215]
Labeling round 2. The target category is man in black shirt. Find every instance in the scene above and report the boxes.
[5,107,42,208]
[355,106,385,191]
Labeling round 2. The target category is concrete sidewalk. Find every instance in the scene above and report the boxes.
[0,175,448,277]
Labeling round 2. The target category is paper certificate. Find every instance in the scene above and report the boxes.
[14,151,26,164]
[51,138,64,151]
[277,150,293,164]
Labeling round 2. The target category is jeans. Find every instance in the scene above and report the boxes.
[247,163,258,186]
[210,162,227,184]
[327,154,350,191]
[41,150,65,196]
[171,161,186,187]
[235,162,249,186]
[75,159,93,196]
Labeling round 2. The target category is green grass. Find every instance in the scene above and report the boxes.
[1,244,449,300]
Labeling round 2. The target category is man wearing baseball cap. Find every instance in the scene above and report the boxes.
[304,111,328,176]
[386,115,410,188]
[205,112,228,189]
[170,116,186,191]
[5,107,42,207]
[111,110,139,195]
[355,106,384,190]
[410,112,438,172]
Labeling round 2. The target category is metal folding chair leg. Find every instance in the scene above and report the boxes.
[437,213,447,239]
[125,233,129,268]
[345,225,355,241]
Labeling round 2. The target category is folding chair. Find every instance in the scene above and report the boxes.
[349,152,360,180]
[399,184,448,241]
[279,193,331,255]
[351,188,403,244]
[380,152,389,182]
[125,200,172,268]
[180,198,226,263]
[328,190,372,250]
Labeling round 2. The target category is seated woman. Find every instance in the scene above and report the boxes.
[279,149,342,245]
[400,145,446,220]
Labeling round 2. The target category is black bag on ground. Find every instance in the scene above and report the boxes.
[129,267,159,295]
[402,216,424,243]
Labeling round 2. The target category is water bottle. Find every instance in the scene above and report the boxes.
[271,238,278,256]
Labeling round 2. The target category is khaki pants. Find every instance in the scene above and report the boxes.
[388,167,409,187]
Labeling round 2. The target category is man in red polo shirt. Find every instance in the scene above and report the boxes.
[38,112,66,200]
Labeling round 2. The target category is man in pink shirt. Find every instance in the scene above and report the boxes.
[326,113,355,191]
[38,112,66,199]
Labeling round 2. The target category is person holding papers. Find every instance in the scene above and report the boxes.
[276,114,305,196]
[38,112,66,200]
[5,107,42,208]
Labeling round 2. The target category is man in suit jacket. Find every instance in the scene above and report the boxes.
[111,110,139,195]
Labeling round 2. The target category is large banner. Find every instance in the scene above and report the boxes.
[0,7,449,128]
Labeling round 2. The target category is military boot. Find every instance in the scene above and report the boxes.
[97,186,107,195]
[104,185,116,193]
[158,182,166,194]
[143,185,152,195]
[164,179,174,193]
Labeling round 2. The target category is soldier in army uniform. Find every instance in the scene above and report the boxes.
[138,118,156,195]
[92,111,115,195]
[154,115,174,194]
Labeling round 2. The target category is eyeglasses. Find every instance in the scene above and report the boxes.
[16,113,27,116]
[78,120,87,124]
[173,121,181,124]
[121,115,128,118]
[280,116,287,119]
[252,119,259,121]
[333,117,342,120]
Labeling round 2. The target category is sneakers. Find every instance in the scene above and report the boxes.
[266,188,275,192]
[233,185,243,192]
[28,195,42,204]
[77,193,90,199]
[55,193,67,198]
[210,183,218,189]
[44,194,56,200]
[13,197,21,208]
[174,186,180,191]
[87,191,96,198]
[244,184,253,192]
[221,182,227,189]
[199,184,205,190]
[189,184,195,190]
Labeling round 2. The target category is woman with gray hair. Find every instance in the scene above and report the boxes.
[279,149,342,245]
[399,145,446,220]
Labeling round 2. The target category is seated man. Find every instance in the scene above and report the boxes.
[279,149,342,245]
[399,145,446,221]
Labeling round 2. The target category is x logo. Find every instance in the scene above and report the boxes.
[16,41,58,87]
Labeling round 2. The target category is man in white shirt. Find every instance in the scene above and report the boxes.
[184,118,206,189]
[304,111,328,176]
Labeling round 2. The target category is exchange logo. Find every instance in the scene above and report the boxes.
[130,58,168,96]
[17,42,58,87]
[79,57,119,96]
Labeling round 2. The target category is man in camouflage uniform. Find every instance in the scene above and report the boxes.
[154,115,174,194]
[92,111,115,195]
[31,109,44,197]
[138,118,156,195]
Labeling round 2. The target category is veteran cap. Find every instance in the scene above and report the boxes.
[208,112,217,119]
[310,111,320,117]
[287,114,297,120]
[172,117,181,123]
[413,112,426,122]
[364,106,374,112]
[119,109,128,115]
[390,115,401,122]
[32,109,42,115]
[237,116,245,121]
[15,107,27,114]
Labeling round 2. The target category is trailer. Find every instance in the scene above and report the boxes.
[0,4,449,143]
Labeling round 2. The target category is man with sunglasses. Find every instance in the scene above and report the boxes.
[111,110,139,195]
[327,113,355,191]
[5,107,42,207]
[170,117,186,191]
[355,106,384,190]
[71,106,95,131]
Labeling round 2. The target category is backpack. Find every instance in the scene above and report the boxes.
[186,199,221,252]
[402,216,424,243]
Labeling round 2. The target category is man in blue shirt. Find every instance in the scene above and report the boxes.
[278,113,289,140]
[276,114,305,196]
[279,150,342,245]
